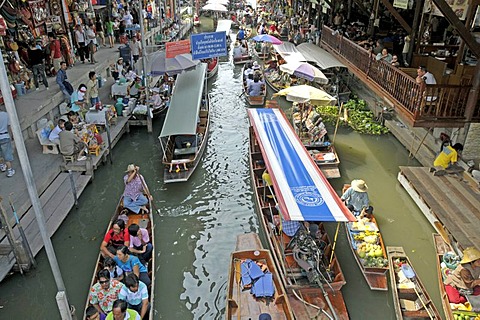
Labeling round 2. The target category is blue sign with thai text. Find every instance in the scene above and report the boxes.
[190,31,227,60]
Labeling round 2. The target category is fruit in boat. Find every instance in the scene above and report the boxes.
[374,249,383,257]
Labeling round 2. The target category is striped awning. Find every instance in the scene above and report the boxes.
[248,108,355,222]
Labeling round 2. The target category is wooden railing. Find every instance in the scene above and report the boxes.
[321,25,479,126]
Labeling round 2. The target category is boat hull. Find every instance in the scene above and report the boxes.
[248,127,349,319]
[387,246,442,319]
[83,196,155,319]
[226,233,294,320]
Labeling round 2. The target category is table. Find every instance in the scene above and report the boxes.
[86,109,108,125]
[111,83,128,98]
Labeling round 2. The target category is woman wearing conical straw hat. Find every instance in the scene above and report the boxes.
[340,179,371,216]
[444,247,480,304]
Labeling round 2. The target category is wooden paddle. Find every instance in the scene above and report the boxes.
[235,259,242,320]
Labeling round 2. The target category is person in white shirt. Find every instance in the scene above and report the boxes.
[123,11,134,26]
[417,66,437,85]
[233,42,242,58]
[48,118,66,144]
[86,24,97,64]
[74,24,87,63]
[130,37,142,63]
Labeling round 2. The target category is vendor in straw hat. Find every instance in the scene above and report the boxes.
[445,247,480,304]
[340,179,370,215]
[123,164,153,214]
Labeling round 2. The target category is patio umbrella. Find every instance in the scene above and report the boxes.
[202,3,228,11]
[251,34,282,45]
[273,85,335,105]
[279,62,329,84]
[148,51,200,76]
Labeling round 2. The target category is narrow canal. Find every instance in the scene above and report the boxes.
[0,25,442,320]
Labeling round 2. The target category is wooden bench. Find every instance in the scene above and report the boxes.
[35,120,59,154]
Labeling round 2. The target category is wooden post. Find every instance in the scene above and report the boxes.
[0,199,27,273]
[409,0,425,65]
[105,112,113,164]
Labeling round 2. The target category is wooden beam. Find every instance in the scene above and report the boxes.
[379,0,412,34]
[431,0,480,57]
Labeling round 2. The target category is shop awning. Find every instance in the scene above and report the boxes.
[273,41,306,64]
[248,108,355,222]
[159,63,207,137]
[296,43,346,69]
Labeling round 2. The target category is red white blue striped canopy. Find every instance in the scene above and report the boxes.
[248,108,355,222]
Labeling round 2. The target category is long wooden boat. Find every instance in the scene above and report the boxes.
[206,58,219,80]
[242,64,266,106]
[159,63,210,183]
[386,246,442,319]
[264,69,282,93]
[226,233,294,320]
[84,194,155,319]
[343,188,388,290]
[433,234,480,320]
[248,108,356,320]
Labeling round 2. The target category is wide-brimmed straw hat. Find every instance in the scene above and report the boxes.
[460,247,480,264]
[351,179,368,192]
[125,164,137,172]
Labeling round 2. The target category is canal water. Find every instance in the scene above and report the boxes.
[0,23,442,320]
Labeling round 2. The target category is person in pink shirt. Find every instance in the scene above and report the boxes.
[128,223,153,265]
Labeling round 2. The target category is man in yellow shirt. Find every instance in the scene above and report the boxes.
[432,143,463,175]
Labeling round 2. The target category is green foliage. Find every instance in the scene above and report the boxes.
[314,98,390,135]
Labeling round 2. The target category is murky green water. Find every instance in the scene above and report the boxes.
[0,20,443,320]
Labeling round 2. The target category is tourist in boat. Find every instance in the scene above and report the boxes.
[241,43,248,56]
[248,76,264,96]
[433,143,463,171]
[246,73,254,87]
[244,62,254,77]
[114,245,151,287]
[118,274,150,319]
[340,179,370,215]
[128,223,153,265]
[233,42,243,58]
[104,257,124,282]
[85,305,105,320]
[444,247,480,304]
[100,219,130,258]
[123,164,151,214]
[106,299,141,320]
[237,27,245,41]
[88,269,125,317]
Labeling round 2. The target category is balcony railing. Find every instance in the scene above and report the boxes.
[321,25,480,127]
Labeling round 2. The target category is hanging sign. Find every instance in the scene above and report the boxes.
[166,39,191,58]
[424,0,469,20]
[190,31,227,60]
[393,0,408,9]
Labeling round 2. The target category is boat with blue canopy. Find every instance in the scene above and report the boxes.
[159,63,209,183]
[248,107,355,320]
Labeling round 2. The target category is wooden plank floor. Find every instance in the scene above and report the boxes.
[398,166,480,251]
[0,172,91,281]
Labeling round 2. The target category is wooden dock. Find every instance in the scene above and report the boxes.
[398,166,480,251]
[61,117,130,176]
[0,116,130,281]
[0,172,91,281]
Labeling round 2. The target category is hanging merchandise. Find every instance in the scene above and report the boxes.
[29,0,48,27]
[0,15,6,35]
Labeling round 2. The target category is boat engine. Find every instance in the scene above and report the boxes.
[290,225,334,285]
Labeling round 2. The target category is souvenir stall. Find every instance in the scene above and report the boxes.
[0,0,74,97]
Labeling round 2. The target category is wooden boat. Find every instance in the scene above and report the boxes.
[343,184,388,290]
[206,58,219,80]
[84,194,155,319]
[248,108,355,319]
[226,233,294,320]
[242,64,266,106]
[264,69,282,93]
[253,42,271,60]
[432,234,480,320]
[386,246,442,319]
[159,63,210,183]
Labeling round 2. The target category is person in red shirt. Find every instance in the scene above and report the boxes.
[48,32,63,72]
[100,219,130,258]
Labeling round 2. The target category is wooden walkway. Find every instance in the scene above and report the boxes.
[398,166,480,251]
[0,172,91,280]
